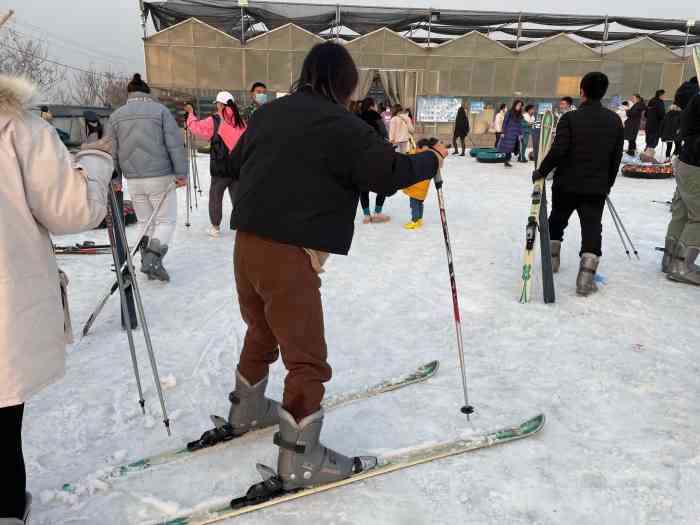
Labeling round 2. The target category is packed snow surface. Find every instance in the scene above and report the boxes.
[30,152,699,524]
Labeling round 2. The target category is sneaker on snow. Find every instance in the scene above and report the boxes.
[362,215,372,224]
[372,213,391,223]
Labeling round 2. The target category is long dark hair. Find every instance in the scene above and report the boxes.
[360,97,375,113]
[224,99,245,129]
[509,99,524,119]
[293,42,358,106]
[85,119,103,139]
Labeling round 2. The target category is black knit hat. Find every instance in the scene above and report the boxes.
[127,73,150,94]
[83,110,99,123]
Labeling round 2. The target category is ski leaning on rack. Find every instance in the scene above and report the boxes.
[154,414,545,525]
[519,109,555,304]
[693,47,700,78]
[60,361,439,493]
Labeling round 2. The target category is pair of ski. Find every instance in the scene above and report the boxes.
[519,109,556,304]
[59,360,543,524]
[54,242,112,255]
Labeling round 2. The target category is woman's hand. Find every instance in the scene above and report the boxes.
[175,176,188,188]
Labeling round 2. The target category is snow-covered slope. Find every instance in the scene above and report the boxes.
[29,152,699,524]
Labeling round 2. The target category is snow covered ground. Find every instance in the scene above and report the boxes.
[29,151,699,525]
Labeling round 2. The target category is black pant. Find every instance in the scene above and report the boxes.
[494,132,502,148]
[360,192,386,213]
[0,404,25,519]
[452,134,466,154]
[549,190,606,257]
[665,141,677,159]
[209,176,236,227]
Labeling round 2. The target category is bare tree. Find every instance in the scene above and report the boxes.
[71,66,128,108]
[0,28,65,93]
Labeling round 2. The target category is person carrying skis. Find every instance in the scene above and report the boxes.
[0,74,115,524]
[185,92,246,238]
[532,72,624,296]
[663,77,700,285]
[106,74,188,282]
[452,102,469,156]
[218,41,446,494]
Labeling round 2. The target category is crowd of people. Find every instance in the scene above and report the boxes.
[1,36,699,523]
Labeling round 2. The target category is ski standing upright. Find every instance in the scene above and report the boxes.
[519,109,556,303]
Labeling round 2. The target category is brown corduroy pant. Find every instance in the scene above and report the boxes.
[234,232,332,421]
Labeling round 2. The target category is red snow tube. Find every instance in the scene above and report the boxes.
[622,164,673,179]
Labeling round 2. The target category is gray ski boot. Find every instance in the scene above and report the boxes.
[138,235,150,274]
[144,239,170,282]
[275,407,377,491]
[576,253,599,296]
[228,370,281,436]
[551,240,562,273]
[661,237,677,274]
[0,492,31,524]
[668,242,700,286]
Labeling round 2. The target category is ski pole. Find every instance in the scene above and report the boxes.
[606,197,640,260]
[82,183,176,337]
[109,185,171,435]
[105,188,146,414]
[433,166,474,420]
[607,199,631,259]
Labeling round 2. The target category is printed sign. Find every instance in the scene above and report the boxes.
[469,101,484,114]
[416,96,462,123]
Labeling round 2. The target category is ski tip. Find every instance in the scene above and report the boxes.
[522,414,546,434]
[422,360,440,376]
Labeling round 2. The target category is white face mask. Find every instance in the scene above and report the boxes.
[254,93,267,104]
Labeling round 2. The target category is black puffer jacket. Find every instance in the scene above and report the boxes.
[453,107,469,137]
[229,90,439,254]
[679,94,700,168]
[539,100,624,195]
[624,101,646,140]
[660,105,682,142]
[645,96,666,135]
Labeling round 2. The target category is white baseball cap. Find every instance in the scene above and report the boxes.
[215,91,234,105]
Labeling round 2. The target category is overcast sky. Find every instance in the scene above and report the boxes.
[5,0,699,76]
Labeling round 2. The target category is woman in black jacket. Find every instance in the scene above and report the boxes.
[452,103,469,156]
[645,89,666,153]
[358,97,391,222]
[625,94,646,156]
[660,101,682,161]
[222,42,446,493]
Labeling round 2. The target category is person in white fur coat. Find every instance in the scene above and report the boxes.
[0,74,114,524]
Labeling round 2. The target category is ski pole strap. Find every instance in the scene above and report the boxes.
[273,432,306,454]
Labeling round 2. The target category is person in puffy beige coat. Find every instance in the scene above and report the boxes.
[389,104,415,153]
[0,74,114,523]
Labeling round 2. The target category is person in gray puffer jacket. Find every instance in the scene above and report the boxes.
[106,74,187,282]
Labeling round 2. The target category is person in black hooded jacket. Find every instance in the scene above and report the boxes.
[533,72,624,297]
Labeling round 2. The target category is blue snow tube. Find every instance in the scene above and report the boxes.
[469,147,497,158]
[476,149,507,163]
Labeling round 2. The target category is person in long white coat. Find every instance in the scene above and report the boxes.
[0,74,114,523]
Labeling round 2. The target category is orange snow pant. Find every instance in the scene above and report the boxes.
[234,231,331,421]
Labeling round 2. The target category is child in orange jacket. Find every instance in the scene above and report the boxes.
[403,138,434,229]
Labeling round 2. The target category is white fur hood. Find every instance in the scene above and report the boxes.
[0,74,36,114]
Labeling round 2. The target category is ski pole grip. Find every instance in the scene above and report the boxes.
[434,169,444,189]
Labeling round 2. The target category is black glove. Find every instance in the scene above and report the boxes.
[532,170,545,183]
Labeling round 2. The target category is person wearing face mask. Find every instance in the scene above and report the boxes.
[185,92,247,238]
[242,82,268,124]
